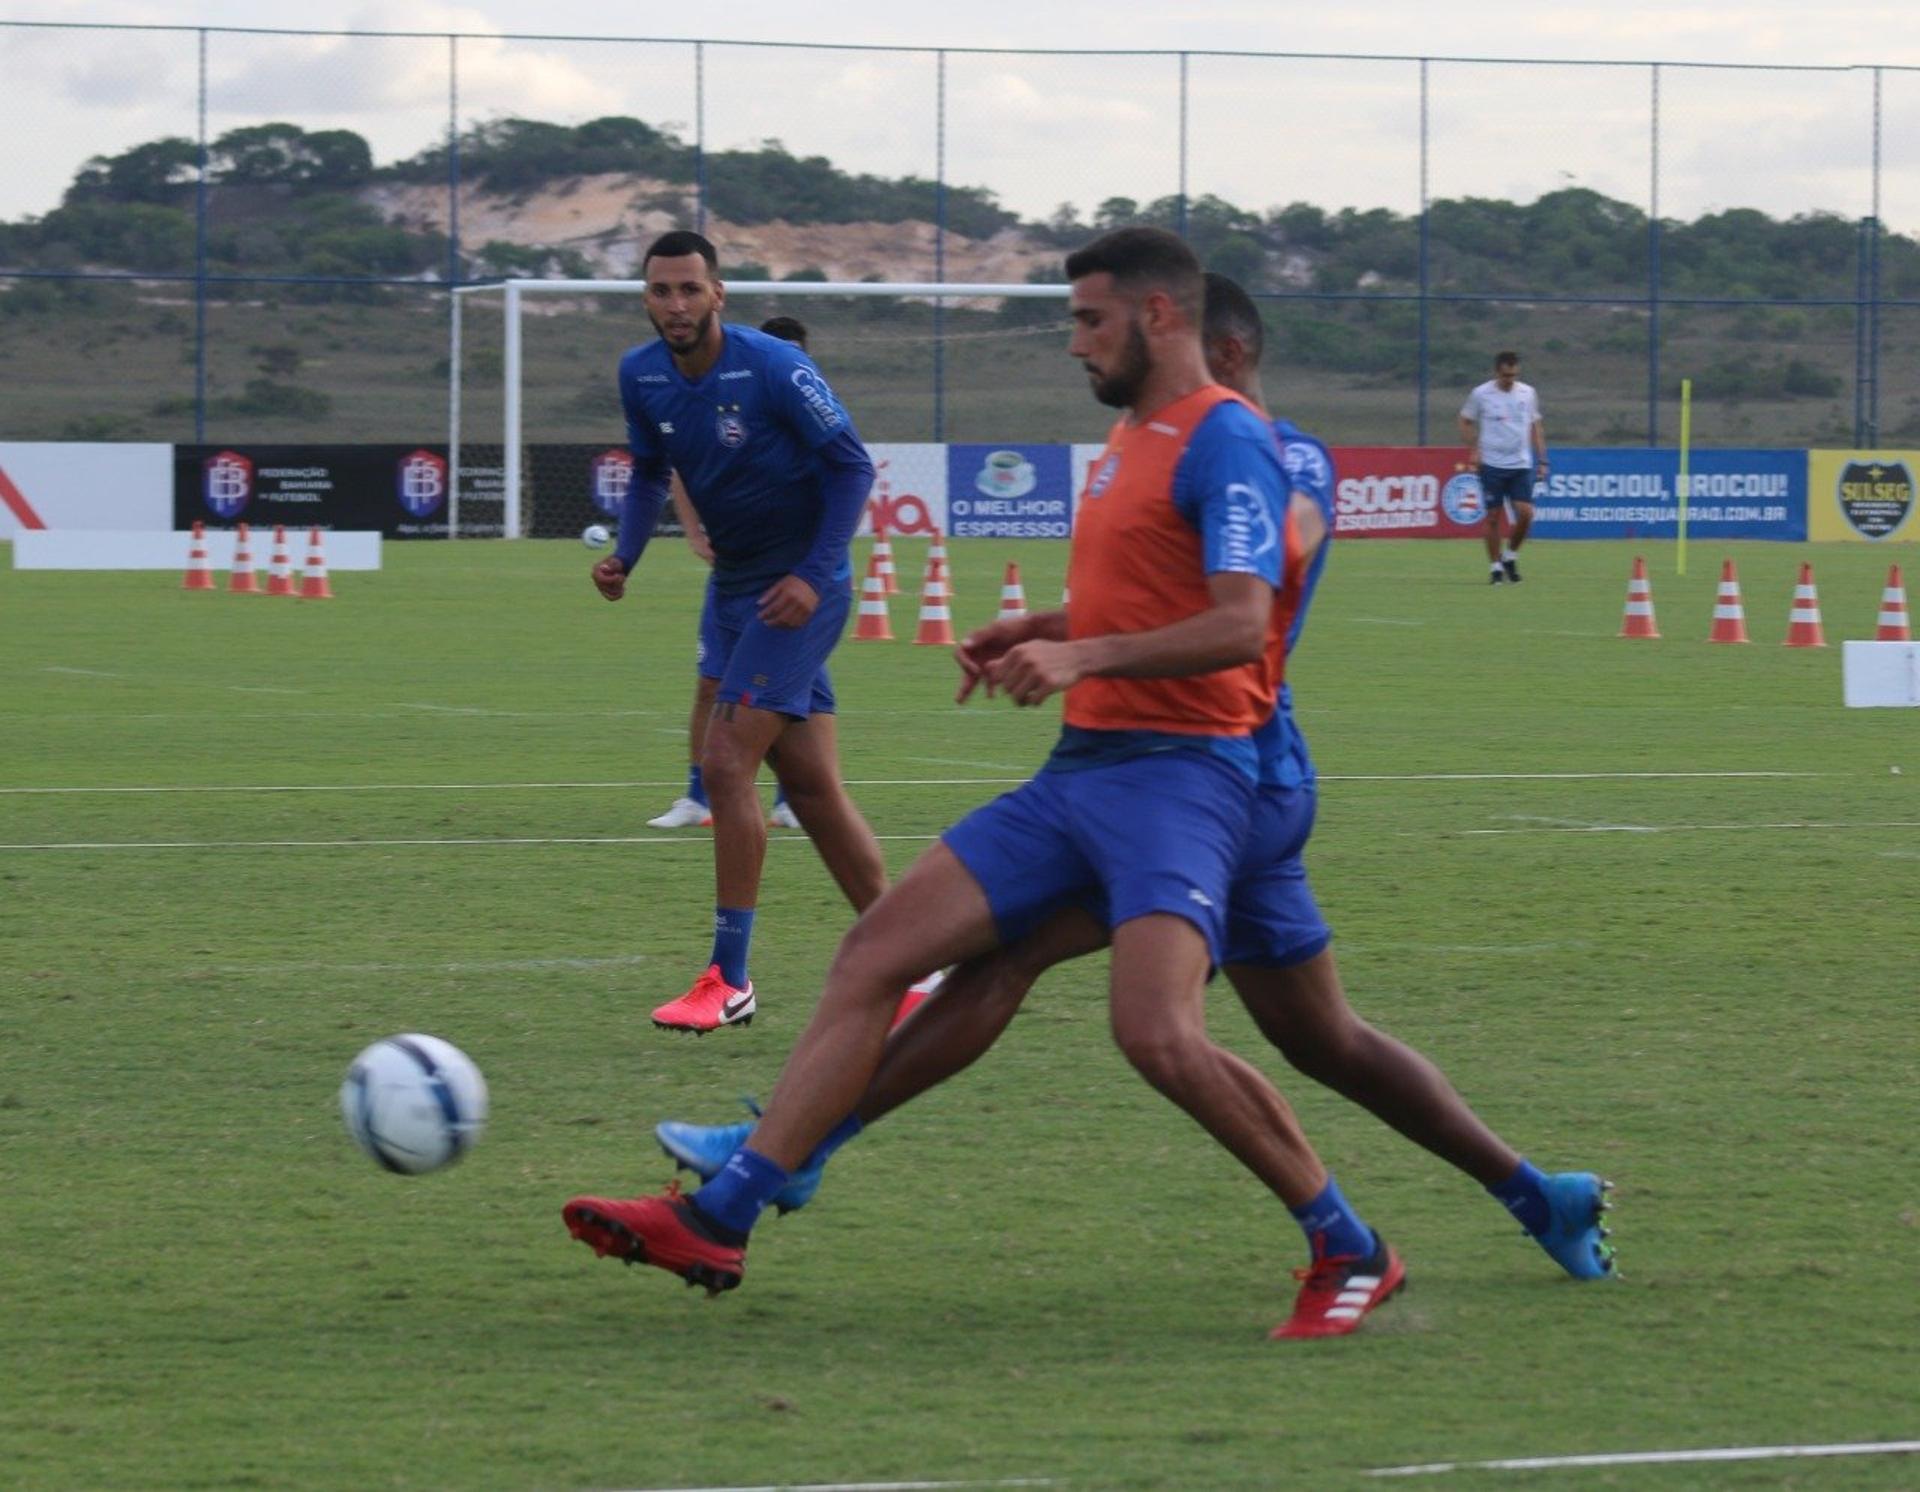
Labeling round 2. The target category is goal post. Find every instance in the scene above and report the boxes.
[447,278,1073,540]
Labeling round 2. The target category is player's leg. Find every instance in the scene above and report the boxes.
[1504,496,1533,581]
[1482,472,1507,581]
[764,707,886,914]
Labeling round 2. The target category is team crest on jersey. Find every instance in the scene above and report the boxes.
[1086,450,1121,500]
[715,405,747,449]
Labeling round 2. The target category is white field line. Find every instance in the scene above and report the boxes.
[42,665,125,677]
[0,834,944,853]
[1458,820,1920,837]
[0,769,1820,797]
[1498,814,1657,832]
[1368,1438,1920,1477]
[601,1480,1056,1492]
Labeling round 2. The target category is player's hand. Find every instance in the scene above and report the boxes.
[758,574,819,628]
[954,615,1043,702]
[591,555,629,602]
[986,639,1088,708]
[684,528,715,566]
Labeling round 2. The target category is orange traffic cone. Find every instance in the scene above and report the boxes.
[183,520,215,590]
[265,524,296,596]
[852,553,893,641]
[871,531,898,596]
[1618,556,1659,638]
[998,561,1028,620]
[1707,558,1749,643]
[1783,562,1825,647]
[914,556,956,646]
[227,522,259,594]
[1876,564,1911,641]
[929,527,951,598]
[298,526,334,600]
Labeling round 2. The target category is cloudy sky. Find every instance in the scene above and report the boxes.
[3,1,1918,231]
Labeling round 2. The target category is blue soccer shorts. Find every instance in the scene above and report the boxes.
[941,749,1255,967]
[1478,464,1535,511]
[1220,784,1333,969]
[696,579,849,719]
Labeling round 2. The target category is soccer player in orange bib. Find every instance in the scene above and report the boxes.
[563,228,1401,1327]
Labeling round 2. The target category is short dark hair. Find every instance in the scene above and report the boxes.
[759,315,808,350]
[643,230,719,274]
[1202,272,1264,366]
[1063,226,1203,324]
[1494,350,1520,368]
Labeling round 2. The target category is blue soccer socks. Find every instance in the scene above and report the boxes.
[690,1146,790,1238]
[1488,1157,1552,1235]
[1290,1175,1375,1262]
[687,763,708,808]
[710,906,756,990]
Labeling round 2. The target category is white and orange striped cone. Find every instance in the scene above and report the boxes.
[298,526,334,600]
[914,556,955,646]
[265,524,296,596]
[1876,564,1911,641]
[183,520,215,590]
[928,527,951,598]
[227,522,259,594]
[1707,558,1749,643]
[1783,562,1825,647]
[852,553,893,641]
[871,532,898,596]
[997,561,1028,621]
[1618,555,1659,639]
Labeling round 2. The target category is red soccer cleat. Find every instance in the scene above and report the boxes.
[561,1181,746,1295]
[1270,1236,1405,1340]
[652,965,756,1034]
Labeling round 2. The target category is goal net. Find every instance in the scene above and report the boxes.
[447,278,1075,540]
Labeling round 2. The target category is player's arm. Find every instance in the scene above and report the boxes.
[1458,399,1479,462]
[1531,408,1549,474]
[670,472,713,565]
[956,608,1069,703]
[762,353,874,627]
[593,377,671,601]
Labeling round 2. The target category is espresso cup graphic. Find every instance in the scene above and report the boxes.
[979,450,1035,497]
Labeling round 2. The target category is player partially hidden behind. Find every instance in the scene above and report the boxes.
[648,315,815,834]
[647,273,1617,1337]
[595,231,903,1033]
[1459,350,1548,584]
[565,227,1420,1336]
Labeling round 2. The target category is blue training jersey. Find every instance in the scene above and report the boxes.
[1252,417,1336,790]
[618,324,870,597]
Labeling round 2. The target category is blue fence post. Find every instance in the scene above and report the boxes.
[194,27,208,445]
[694,41,707,235]
[1416,57,1429,445]
[1177,52,1190,240]
[446,34,460,287]
[1647,63,1660,448]
[933,48,947,442]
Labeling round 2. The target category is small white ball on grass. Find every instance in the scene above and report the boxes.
[582,524,611,549]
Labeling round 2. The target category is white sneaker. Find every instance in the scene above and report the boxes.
[647,796,713,829]
[767,800,802,830]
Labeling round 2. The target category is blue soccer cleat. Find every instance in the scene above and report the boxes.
[654,1106,824,1215]
[1533,1171,1617,1280]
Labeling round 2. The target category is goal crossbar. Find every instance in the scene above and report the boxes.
[447,279,1072,537]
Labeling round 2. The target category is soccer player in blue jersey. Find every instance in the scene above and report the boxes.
[593,232,890,1033]
[649,316,813,834]
[645,273,1615,1333]
[565,229,1422,1337]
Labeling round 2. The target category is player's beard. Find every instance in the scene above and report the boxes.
[649,306,715,355]
[1087,320,1151,409]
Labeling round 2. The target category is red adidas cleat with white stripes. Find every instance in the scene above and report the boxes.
[1270,1236,1405,1340]
[561,1181,746,1295]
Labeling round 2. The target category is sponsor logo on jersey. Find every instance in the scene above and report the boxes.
[657,421,674,435]
[395,449,448,518]
[1220,481,1279,571]
[203,450,254,518]
[590,448,633,517]
[718,369,754,380]
[1836,459,1914,539]
[1441,471,1488,526]
[789,366,843,433]
[634,372,670,384]
[1086,450,1121,500]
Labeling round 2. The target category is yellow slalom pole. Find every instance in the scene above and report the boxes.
[1677,378,1692,577]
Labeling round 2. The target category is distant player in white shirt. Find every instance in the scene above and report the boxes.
[1458,351,1547,584]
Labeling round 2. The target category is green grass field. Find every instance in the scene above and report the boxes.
[2,536,1917,1491]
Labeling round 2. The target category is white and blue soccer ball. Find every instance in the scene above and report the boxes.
[581,523,612,549]
[340,1034,488,1175]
